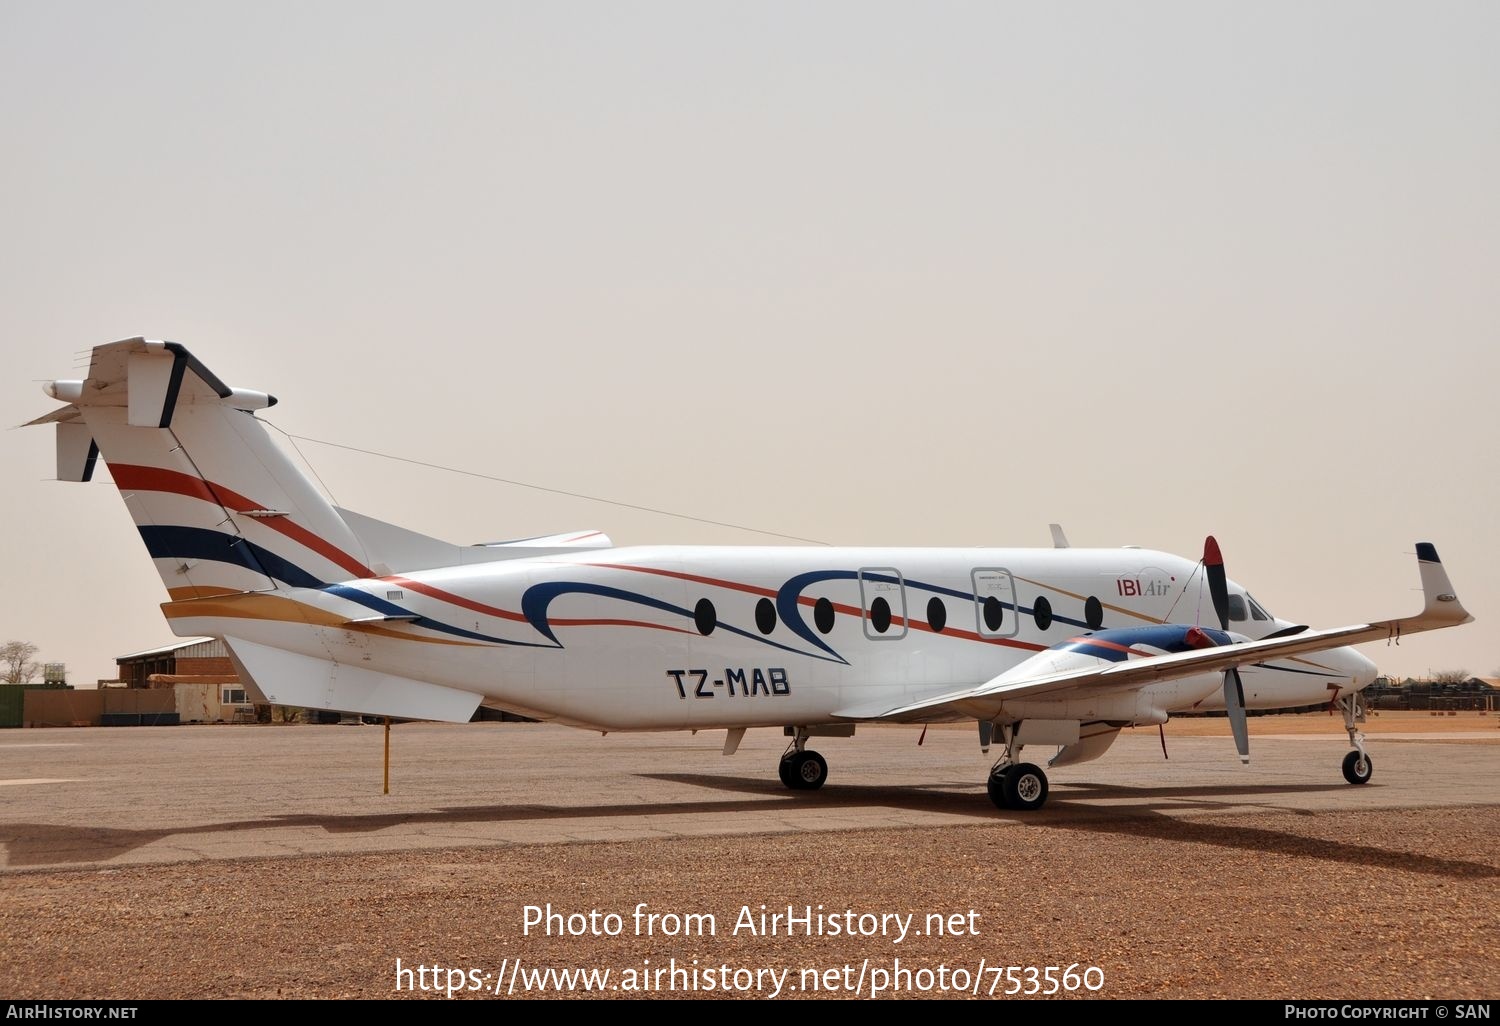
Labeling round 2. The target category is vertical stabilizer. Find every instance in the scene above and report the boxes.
[29,339,374,599]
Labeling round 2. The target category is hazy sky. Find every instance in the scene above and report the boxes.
[2,1,1496,685]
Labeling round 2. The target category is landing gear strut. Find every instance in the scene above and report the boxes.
[777,729,828,791]
[985,723,1050,811]
[1337,694,1373,785]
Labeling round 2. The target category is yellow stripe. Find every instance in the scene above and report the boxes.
[160,594,488,647]
[166,585,245,601]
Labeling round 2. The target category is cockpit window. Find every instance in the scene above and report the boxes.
[1226,595,1248,622]
[1248,595,1271,621]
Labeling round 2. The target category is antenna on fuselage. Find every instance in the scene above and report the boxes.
[1049,523,1070,549]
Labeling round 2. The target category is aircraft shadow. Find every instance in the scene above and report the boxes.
[0,787,978,868]
[641,772,1500,881]
[3,774,1495,880]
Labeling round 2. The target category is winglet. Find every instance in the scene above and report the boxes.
[1414,543,1473,627]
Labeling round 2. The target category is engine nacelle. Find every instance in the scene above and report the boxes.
[993,625,1236,724]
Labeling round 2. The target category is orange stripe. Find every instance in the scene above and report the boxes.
[593,563,779,598]
[376,575,530,623]
[1064,636,1154,658]
[166,585,244,601]
[548,618,692,635]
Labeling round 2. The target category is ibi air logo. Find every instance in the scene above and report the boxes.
[1116,568,1175,598]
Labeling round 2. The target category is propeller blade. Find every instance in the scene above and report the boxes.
[1204,535,1230,631]
[1224,667,1250,764]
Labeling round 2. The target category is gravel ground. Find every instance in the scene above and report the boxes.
[5,804,1496,1000]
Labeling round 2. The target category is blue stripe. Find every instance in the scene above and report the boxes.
[776,570,859,661]
[323,584,548,647]
[1252,661,1340,678]
[138,525,323,589]
[523,581,845,664]
[158,348,188,428]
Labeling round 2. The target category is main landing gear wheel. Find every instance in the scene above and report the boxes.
[779,750,828,791]
[987,768,1012,810]
[1342,750,1373,785]
[1003,763,1049,811]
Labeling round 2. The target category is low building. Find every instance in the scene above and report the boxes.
[117,638,253,723]
[117,638,237,686]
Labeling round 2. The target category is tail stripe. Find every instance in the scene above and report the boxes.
[112,463,374,579]
[138,526,326,590]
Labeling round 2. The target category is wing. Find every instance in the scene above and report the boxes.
[836,543,1471,723]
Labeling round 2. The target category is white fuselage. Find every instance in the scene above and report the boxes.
[168,544,1378,731]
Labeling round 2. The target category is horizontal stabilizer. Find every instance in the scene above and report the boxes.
[477,530,613,550]
[223,636,482,723]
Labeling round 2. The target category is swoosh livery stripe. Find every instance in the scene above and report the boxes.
[376,574,530,623]
[323,584,551,647]
[522,581,845,663]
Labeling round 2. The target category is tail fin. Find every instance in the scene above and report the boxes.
[28,339,374,599]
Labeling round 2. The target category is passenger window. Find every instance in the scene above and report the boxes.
[1084,596,1103,630]
[927,597,947,633]
[983,596,1004,632]
[756,597,777,634]
[859,567,908,640]
[814,597,835,634]
[1032,596,1053,631]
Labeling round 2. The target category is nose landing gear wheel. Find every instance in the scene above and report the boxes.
[1342,750,1373,785]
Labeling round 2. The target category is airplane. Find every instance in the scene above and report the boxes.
[27,338,1475,811]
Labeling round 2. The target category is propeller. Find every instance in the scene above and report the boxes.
[1204,535,1250,764]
